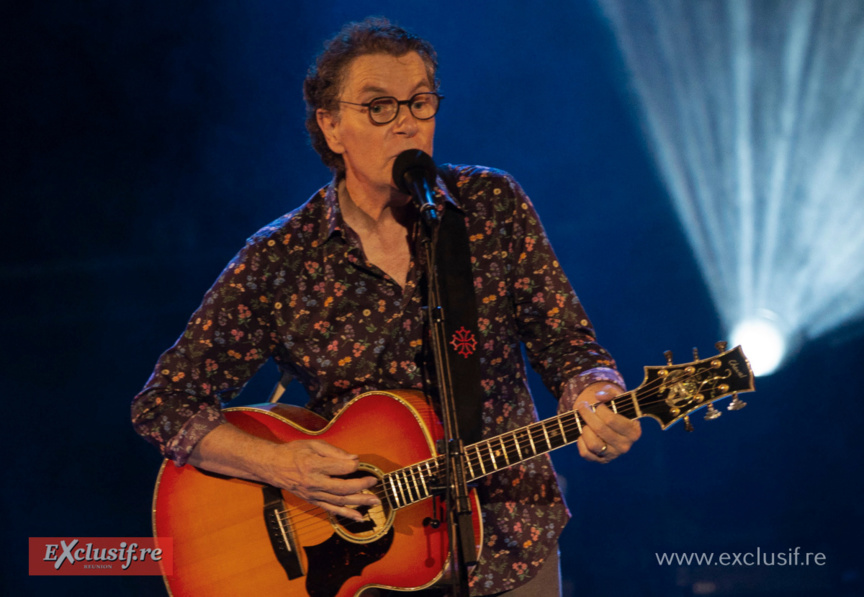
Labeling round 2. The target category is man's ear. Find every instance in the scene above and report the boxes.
[316,108,344,154]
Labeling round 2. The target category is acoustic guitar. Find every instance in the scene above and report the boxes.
[152,344,754,596]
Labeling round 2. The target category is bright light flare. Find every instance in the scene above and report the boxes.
[601,0,864,374]
[730,316,786,377]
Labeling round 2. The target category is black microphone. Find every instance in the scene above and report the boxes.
[392,149,439,224]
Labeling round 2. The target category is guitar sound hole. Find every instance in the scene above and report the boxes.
[329,465,393,544]
[334,504,378,533]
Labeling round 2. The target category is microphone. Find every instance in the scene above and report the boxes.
[392,149,439,224]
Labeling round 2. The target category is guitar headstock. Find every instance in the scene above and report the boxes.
[634,343,755,430]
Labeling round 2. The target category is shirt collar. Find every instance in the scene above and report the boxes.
[320,180,345,243]
[318,171,463,244]
[433,171,463,211]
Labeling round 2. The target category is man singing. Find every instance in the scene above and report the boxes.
[133,17,640,596]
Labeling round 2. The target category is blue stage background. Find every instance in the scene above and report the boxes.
[4,2,863,595]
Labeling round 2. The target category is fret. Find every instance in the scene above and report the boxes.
[464,450,476,479]
[409,468,422,500]
[513,430,524,461]
[387,476,401,508]
[474,445,487,475]
[403,468,414,500]
[395,470,409,503]
[392,471,406,503]
[574,411,583,433]
[557,415,568,444]
[541,421,552,451]
[424,461,438,490]
[394,472,409,504]
[487,442,498,470]
[629,391,642,417]
[527,424,537,456]
[418,463,429,496]
[610,397,618,414]
[499,436,510,465]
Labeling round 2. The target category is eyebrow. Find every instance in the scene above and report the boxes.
[357,80,432,99]
[358,85,389,97]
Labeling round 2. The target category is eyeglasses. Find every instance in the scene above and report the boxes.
[339,92,444,125]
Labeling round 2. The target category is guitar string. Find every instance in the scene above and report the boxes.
[269,363,743,537]
[269,361,745,534]
[458,360,742,482]
[404,357,735,485]
[272,365,742,537]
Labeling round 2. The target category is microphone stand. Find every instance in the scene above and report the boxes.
[416,178,476,597]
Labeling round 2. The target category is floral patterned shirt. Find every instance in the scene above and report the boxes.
[132,164,624,595]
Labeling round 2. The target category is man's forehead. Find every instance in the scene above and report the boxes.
[342,52,432,94]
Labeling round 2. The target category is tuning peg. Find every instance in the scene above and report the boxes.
[727,393,747,411]
[692,347,700,360]
[664,350,674,365]
[683,415,694,432]
[704,404,722,420]
[715,341,728,353]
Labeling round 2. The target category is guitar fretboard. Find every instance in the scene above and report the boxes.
[382,392,638,509]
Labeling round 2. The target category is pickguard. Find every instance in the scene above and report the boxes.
[304,527,395,597]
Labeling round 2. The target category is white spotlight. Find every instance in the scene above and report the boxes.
[730,316,787,377]
[602,0,864,361]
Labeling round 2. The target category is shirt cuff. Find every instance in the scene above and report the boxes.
[165,405,227,466]
[557,368,626,414]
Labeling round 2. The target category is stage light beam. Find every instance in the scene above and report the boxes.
[601,0,864,376]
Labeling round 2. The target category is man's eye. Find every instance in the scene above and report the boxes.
[369,100,394,114]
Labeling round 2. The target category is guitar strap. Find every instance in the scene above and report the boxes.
[431,169,484,445]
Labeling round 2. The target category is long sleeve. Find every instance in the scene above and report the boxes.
[500,172,625,401]
[132,239,278,464]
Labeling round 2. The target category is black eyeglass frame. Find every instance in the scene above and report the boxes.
[338,92,444,125]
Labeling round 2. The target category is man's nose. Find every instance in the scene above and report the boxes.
[392,104,420,136]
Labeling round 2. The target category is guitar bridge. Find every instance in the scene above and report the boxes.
[262,485,304,580]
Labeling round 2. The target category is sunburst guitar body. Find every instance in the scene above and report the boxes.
[153,390,482,597]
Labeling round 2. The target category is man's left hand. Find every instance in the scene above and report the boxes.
[574,382,641,463]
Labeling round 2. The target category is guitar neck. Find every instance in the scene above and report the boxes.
[381,345,753,509]
[463,391,639,481]
[381,392,639,510]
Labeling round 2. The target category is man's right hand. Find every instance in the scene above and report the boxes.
[259,439,380,520]
[187,423,379,521]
